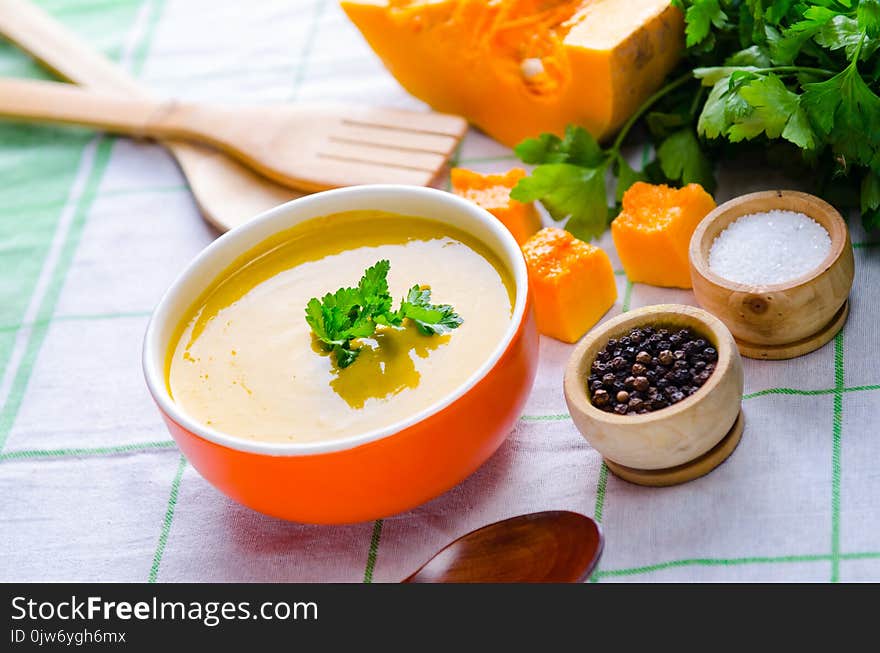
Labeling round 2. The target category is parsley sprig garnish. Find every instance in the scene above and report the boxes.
[305,260,463,368]
[511,0,880,239]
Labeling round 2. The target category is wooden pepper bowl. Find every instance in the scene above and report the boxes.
[689,190,854,360]
[563,305,744,487]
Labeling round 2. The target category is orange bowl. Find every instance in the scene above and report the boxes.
[143,185,538,524]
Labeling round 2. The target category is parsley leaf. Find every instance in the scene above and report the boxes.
[729,74,816,148]
[858,0,880,38]
[816,15,880,60]
[305,261,463,368]
[514,124,603,167]
[803,63,880,170]
[357,259,394,319]
[657,128,717,190]
[674,0,728,47]
[399,285,463,335]
[511,162,609,241]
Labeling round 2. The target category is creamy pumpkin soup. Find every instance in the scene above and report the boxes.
[167,211,514,444]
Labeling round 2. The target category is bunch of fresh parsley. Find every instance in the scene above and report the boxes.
[512,0,880,240]
[304,260,463,368]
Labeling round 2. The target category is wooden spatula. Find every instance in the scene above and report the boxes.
[0,0,302,232]
[0,75,467,194]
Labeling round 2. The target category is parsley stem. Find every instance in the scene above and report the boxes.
[850,33,867,69]
[757,66,837,77]
[610,71,695,154]
[688,86,706,120]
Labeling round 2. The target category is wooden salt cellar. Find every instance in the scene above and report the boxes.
[689,191,854,360]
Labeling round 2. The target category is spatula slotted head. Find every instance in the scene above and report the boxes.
[226,104,468,192]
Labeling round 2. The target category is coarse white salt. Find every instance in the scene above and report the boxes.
[708,210,831,286]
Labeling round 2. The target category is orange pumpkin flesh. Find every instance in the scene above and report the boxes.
[522,227,617,343]
[451,168,542,245]
[340,0,684,147]
[611,182,717,289]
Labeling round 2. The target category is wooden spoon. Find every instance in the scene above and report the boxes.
[0,0,300,232]
[404,511,603,583]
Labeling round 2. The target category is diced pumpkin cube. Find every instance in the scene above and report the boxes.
[451,168,542,245]
[522,227,617,343]
[611,182,716,289]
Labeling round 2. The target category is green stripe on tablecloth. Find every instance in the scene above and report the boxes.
[290,0,329,100]
[0,440,176,461]
[590,281,634,581]
[595,554,832,579]
[149,455,187,583]
[0,310,152,334]
[830,331,845,582]
[594,550,880,580]
[520,383,880,422]
[0,0,159,453]
[363,519,384,583]
[1,183,188,216]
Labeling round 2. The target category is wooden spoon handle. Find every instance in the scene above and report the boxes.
[0,77,188,138]
[0,0,144,95]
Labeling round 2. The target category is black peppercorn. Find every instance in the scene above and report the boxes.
[588,325,716,415]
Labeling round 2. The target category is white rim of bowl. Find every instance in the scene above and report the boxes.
[142,185,529,457]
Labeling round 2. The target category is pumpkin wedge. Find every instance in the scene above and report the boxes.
[340,0,684,147]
